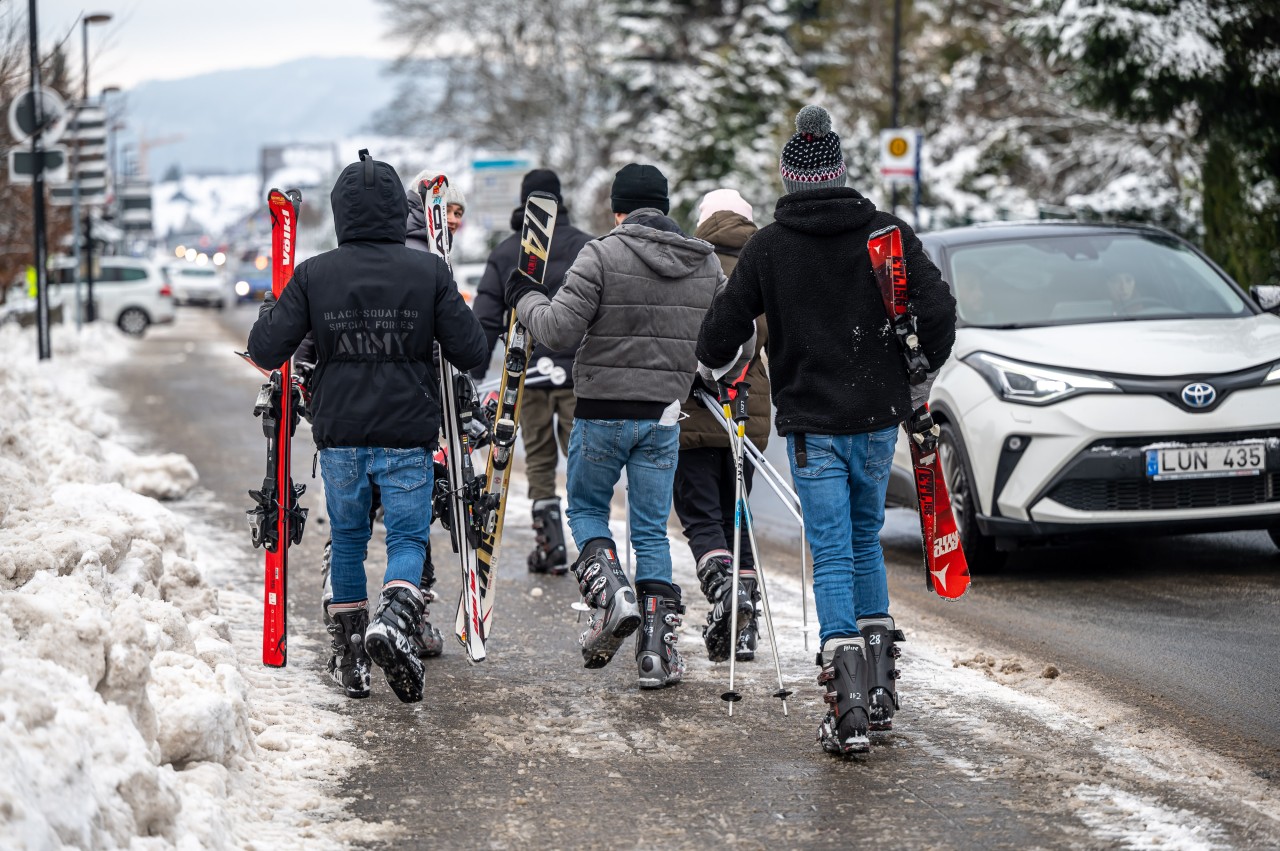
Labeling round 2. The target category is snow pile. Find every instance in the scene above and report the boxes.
[0,325,357,849]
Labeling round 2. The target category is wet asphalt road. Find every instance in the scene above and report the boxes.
[102,306,1280,849]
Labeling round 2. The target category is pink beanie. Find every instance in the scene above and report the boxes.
[696,189,754,226]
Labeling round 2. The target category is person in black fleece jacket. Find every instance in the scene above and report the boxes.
[697,106,956,755]
[249,151,487,704]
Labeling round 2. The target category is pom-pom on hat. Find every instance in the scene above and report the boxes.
[696,189,754,226]
[779,105,847,195]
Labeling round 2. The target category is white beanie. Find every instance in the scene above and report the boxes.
[697,188,753,227]
[412,168,467,212]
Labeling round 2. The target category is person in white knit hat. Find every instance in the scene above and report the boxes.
[405,168,467,251]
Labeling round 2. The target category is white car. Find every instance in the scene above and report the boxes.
[49,256,176,336]
[166,263,228,308]
[889,223,1280,568]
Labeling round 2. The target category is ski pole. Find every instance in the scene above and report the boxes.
[720,379,749,715]
[741,487,793,715]
[696,388,810,653]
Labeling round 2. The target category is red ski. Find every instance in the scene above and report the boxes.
[868,225,970,600]
[246,188,308,665]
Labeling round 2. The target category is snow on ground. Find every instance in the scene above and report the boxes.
[0,325,363,849]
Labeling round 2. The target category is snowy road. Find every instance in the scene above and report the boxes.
[102,306,1280,849]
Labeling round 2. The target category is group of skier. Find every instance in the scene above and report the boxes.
[247,104,956,755]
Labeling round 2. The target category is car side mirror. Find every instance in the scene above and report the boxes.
[1253,285,1280,314]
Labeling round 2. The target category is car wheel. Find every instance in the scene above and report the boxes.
[938,422,1007,572]
[117,307,150,336]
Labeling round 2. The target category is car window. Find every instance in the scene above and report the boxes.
[178,268,218,278]
[98,266,149,283]
[948,233,1250,327]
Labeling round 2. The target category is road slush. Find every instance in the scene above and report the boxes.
[867,224,970,600]
[243,188,309,666]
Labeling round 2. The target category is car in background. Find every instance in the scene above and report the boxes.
[166,263,228,308]
[888,222,1280,568]
[48,256,176,336]
[232,248,273,301]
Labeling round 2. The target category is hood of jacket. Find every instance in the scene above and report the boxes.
[694,210,757,253]
[773,186,877,238]
[612,209,714,279]
[331,157,409,245]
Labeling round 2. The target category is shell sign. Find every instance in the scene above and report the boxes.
[879,129,920,185]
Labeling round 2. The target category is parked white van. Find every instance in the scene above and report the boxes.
[49,257,176,336]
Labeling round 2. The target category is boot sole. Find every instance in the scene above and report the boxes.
[581,590,641,669]
[366,625,425,703]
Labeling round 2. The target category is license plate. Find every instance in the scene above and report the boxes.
[1145,441,1266,480]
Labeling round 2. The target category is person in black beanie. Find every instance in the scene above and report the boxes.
[470,169,594,575]
[698,106,956,755]
[504,162,752,690]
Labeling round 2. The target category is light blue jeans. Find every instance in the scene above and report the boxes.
[786,427,897,644]
[319,447,433,604]
[566,418,680,586]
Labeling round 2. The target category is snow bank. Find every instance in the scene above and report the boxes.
[0,325,360,849]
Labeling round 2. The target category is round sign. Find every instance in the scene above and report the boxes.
[887,136,909,158]
[7,87,68,143]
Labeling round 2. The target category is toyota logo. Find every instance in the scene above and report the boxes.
[1181,382,1217,409]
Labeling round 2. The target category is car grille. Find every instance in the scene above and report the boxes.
[1049,474,1279,512]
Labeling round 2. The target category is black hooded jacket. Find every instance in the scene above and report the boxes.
[697,187,956,436]
[248,157,487,449]
[470,207,594,382]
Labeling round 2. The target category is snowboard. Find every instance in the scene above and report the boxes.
[867,225,970,600]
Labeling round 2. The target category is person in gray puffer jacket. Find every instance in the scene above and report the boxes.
[505,163,752,691]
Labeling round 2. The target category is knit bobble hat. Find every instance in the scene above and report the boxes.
[521,168,563,206]
[611,163,670,215]
[412,168,467,212]
[779,105,847,195]
[697,188,754,226]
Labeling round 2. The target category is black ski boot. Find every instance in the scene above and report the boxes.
[528,497,568,575]
[816,637,871,756]
[413,551,444,659]
[364,583,427,703]
[572,538,641,668]
[858,616,904,731]
[735,575,760,662]
[697,551,754,663]
[325,602,371,699]
[636,582,686,689]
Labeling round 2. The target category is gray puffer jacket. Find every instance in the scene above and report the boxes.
[515,208,750,420]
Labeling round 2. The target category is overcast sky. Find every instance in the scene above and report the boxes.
[34,0,399,90]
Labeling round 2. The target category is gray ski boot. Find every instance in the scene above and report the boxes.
[528,497,568,575]
[364,584,427,704]
[859,616,904,731]
[697,551,754,663]
[816,636,871,756]
[572,538,641,669]
[326,601,371,699]
[636,582,686,689]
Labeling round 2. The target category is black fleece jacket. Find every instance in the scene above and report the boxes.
[697,187,956,436]
[470,207,594,382]
[248,157,487,448]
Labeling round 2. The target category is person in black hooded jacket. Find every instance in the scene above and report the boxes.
[698,107,956,755]
[248,151,487,705]
[469,169,594,575]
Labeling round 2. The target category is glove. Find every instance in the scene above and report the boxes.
[909,372,936,410]
[504,268,548,311]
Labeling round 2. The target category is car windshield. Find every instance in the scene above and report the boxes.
[947,233,1251,328]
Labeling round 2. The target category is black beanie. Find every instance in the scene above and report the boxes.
[522,168,562,205]
[610,163,669,215]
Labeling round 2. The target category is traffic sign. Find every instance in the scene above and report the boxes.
[7,87,68,142]
[8,147,68,184]
[879,128,921,186]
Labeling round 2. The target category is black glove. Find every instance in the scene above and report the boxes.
[504,268,548,311]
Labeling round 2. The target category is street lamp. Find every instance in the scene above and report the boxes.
[78,11,112,324]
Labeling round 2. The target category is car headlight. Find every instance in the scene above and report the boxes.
[964,352,1120,406]
[1265,362,1280,384]
[235,280,251,297]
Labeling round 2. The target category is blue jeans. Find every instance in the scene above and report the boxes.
[320,447,433,604]
[786,427,897,645]
[566,418,679,586]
